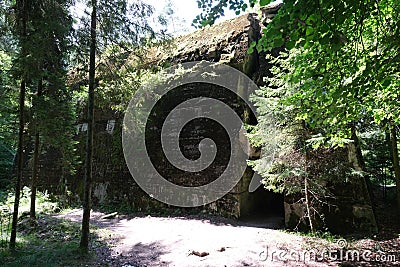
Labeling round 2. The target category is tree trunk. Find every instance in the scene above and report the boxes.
[80,0,97,253]
[304,148,315,233]
[9,79,26,250]
[304,175,315,233]
[350,124,366,170]
[389,123,400,214]
[10,0,27,249]
[350,124,374,201]
[302,121,315,233]
[30,79,43,219]
[386,131,393,167]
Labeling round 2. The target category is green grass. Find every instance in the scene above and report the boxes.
[0,214,103,267]
[0,187,62,249]
[1,240,82,267]
[0,188,108,266]
[304,230,343,243]
[279,228,342,241]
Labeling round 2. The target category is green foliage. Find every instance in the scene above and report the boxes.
[4,0,79,177]
[0,187,60,215]
[69,1,163,180]
[71,0,156,67]
[360,125,396,185]
[0,142,14,186]
[95,44,148,111]
[259,0,399,140]
[199,0,400,146]
[0,50,17,132]
[246,1,400,208]
[222,0,399,231]
[195,0,399,203]
[0,51,17,186]
[247,51,299,194]
[193,0,252,27]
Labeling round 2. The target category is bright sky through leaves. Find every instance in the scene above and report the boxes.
[70,0,238,36]
[145,0,238,35]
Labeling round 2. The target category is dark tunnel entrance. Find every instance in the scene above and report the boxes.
[239,186,285,228]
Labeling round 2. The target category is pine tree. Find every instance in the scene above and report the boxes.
[27,0,74,219]
[6,0,74,247]
[9,0,28,250]
[73,0,155,253]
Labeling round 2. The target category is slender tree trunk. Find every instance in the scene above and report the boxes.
[10,0,27,249]
[304,143,315,233]
[386,131,393,166]
[301,121,315,233]
[80,0,96,253]
[60,152,68,201]
[10,79,26,250]
[389,123,400,213]
[385,130,392,199]
[304,175,315,233]
[30,79,43,219]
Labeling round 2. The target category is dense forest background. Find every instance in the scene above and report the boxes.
[0,0,399,265]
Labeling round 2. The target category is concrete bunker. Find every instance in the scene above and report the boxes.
[27,5,377,233]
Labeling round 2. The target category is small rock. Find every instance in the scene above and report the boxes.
[189,250,209,257]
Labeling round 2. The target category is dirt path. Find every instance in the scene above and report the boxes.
[55,209,347,267]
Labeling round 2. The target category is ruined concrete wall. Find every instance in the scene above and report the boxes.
[38,13,268,217]
[66,13,267,218]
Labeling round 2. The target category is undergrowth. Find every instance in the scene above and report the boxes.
[0,187,108,266]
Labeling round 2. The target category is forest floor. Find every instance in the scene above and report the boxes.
[0,208,399,266]
[1,187,399,267]
[49,208,398,267]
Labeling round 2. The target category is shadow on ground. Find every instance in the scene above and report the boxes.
[94,241,170,267]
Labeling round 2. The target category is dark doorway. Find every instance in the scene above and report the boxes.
[239,187,284,228]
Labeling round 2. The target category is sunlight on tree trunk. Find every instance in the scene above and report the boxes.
[304,175,315,233]
[302,120,315,233]
[304,149,315,233]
